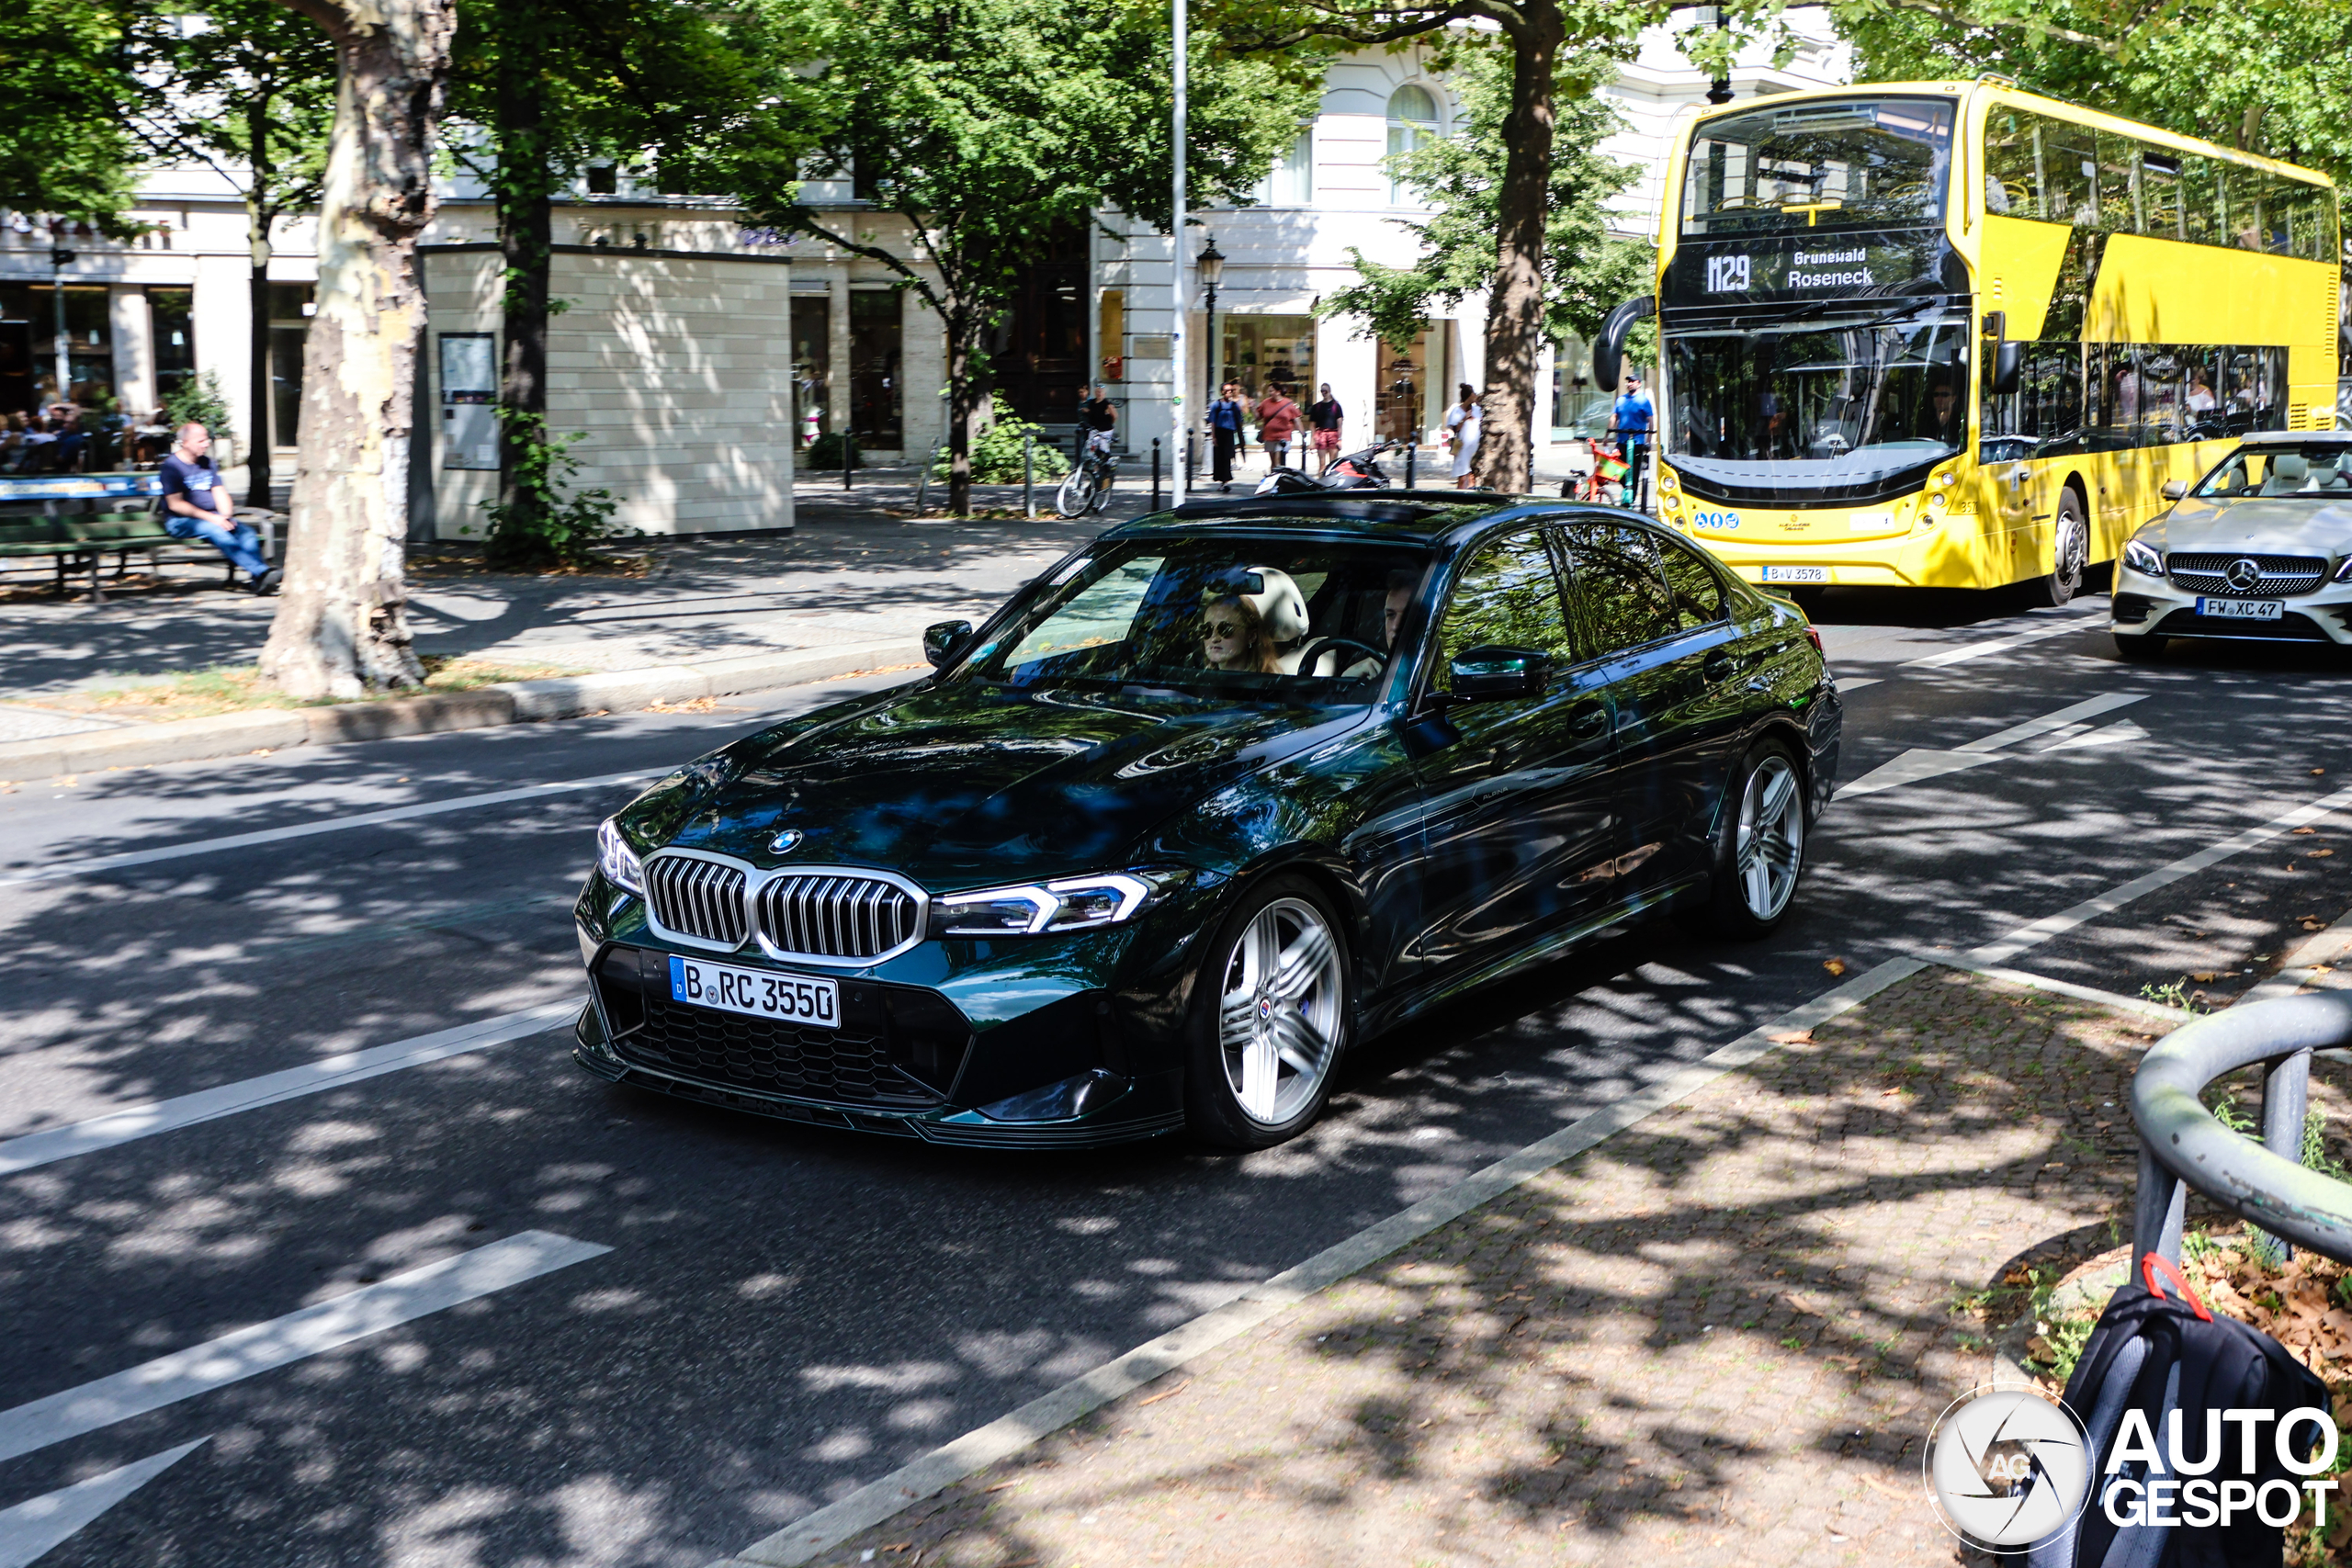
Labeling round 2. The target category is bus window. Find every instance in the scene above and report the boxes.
[1678,96,1954,237]
[2097,132,2143,232]
[2178,156,2220,245]
[2269,176,2317,257]
[2140,147,2184,240]
[2039,118,2099,228]
[2181,348,2222,436]
[1983,111,2043,220]
[2222,163,2267,250]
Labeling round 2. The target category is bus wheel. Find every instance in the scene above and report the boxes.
[2036,490,2089,607]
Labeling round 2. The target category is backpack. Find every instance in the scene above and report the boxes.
[2027,1255,2330,1568]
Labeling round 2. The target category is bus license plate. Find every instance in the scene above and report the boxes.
[669,954,838,1027]
[2196,597,2282,620]
[1762,566,1828,584]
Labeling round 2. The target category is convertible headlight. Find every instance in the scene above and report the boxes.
[935,873,1155,936]
[596,817,646,895]
[2122,538,2166,579]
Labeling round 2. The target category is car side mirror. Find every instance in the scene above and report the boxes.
[1991,341,2023,396]
[923,619,975,668]
[1445,645,1553,703]
[2160,479,2188,501]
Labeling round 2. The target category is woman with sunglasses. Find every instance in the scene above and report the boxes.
[1199,595,1282,673]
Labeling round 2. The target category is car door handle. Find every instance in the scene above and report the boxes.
[1702,651,1736,682]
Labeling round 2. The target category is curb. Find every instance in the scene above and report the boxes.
[0,638,920,779]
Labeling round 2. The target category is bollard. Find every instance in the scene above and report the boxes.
[915,448,930,515]
[843,435,854,491]
[1150,439,1161,511]
[1405,445,1416,489]
[1023,434,1035,518]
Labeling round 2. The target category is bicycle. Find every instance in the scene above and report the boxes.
[1055,434,1117,517]
[1562,433,1631,504]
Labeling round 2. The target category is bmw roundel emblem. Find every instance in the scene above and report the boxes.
[768,829,804,855]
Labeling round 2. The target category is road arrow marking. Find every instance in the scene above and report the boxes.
[0,1232,608,1465]
[1839,694,2146,797]
[2041,717,2146,753]
[0,1439,205,1568]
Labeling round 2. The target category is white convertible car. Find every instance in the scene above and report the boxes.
[2112,432,2352,658]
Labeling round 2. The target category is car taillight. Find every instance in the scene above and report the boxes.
[1804,626,1823,655]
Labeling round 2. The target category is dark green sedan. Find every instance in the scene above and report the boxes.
[573,492,1840,1149]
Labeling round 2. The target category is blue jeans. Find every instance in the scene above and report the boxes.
[165,513,268,581]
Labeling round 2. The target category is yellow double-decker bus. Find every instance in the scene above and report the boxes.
[1593,81,2342,604]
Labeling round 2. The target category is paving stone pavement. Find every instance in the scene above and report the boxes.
[799,968,2223,1568]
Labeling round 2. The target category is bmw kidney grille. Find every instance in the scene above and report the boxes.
[645,854,917,960]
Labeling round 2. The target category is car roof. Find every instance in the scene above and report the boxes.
[1115,491,1648,548]
[2233,430,2352,446]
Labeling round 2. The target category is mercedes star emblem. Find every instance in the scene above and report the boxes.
[2224,558,2264,592]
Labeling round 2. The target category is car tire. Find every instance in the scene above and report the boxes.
[2033,489,2089,607]
[2114,632,2166,660]
[1691,739,1809,941]
[1183,873,1351,1149]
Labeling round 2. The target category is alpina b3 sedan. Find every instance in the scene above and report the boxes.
[573,492,1841,1149]
[2113,433,2352,656]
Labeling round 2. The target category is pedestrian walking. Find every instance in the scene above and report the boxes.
[1307,383,1344,475]
[1256,384,1301,472]
[1614,371,1656,508]
[1207,382,1245,491]
[160,422,278,594]
[1444,383,1482,490]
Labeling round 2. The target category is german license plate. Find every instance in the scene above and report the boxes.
[669,954,839,1027]
[2196,597,2283,620]
[1763,565,1829,584]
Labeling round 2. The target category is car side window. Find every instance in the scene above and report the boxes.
[1653,534,1727,631]
[1557,525,1678,655]
[1434,528,1576,691]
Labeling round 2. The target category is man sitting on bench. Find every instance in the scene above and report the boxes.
[160,423,278,594]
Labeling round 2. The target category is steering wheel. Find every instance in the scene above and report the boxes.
[1296,636,1387,678]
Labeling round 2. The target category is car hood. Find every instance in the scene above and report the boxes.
[650,680,1367,887]
[2143,498,2352,558]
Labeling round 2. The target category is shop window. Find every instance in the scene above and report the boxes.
[791,296,831,441]
[1376,332,1437,446]
[1386,85,1439,204]
[848,289,902,446]
[150,287,194,412]
[269,283,315,447]
[1098,289,1125,382]
[1218,315,1315,401]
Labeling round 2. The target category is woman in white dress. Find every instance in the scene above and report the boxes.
[1444,383,1481,489]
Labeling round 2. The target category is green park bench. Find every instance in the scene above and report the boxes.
[0,512,279,604]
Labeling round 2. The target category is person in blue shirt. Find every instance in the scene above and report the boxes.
[1613,372,1656,509]
[159,423,277,594]
[1206,381,1245,491]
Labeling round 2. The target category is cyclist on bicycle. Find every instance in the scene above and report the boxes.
[1078,386,1117,462]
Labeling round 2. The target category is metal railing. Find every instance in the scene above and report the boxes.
[2132,993,2352,1272]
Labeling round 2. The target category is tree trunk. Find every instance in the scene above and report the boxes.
[245,223,273,511]
[1476,6,1564,494]
[258,0,453,699]
[493,0,552,542]
[944,317,974,517]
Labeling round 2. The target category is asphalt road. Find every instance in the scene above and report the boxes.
[3,581,2350,1567]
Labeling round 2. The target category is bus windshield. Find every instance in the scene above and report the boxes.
[1666,311,1970,501]
[1681,97,1954,238]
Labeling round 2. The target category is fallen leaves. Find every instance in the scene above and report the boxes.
[1824,957,1849,977]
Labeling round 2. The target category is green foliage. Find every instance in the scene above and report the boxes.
[161,371,234,444]
[2025,1264,2098,1385]
[1317,44,1654,353]
[121,0,335,239]
[470,410,627,570]
[2140,976,2206,1013]
[0,0,140,226]
[931,417,1070,483]
[2302,1107,2352,1184]
[1828,0,2352,186]
[807,432,860,471]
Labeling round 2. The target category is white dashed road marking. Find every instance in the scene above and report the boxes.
[1839,693,2145,796]
[0,1439,206,1568]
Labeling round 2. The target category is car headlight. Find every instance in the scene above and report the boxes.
[596,817,646,895]
[2122,538,2165,579]
[935,873,1155,936]
[2335,555,2352,583]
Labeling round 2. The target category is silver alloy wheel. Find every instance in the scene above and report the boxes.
[1735,756,1804,921]
[1216,896,1343,1125]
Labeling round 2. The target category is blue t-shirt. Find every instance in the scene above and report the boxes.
[1208,399,1244,434]
[159,453,226,515]
[1614,390,1655,439]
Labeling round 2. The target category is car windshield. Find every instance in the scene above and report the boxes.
[948,538,1430,703]
[1666,312,1970,496]
[1680,96,1954,238]
[2193,446,2352,500]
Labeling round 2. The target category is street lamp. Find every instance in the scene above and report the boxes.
[1197,234,1225,453]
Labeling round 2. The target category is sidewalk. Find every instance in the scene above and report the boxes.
[778,964,2350,1568]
